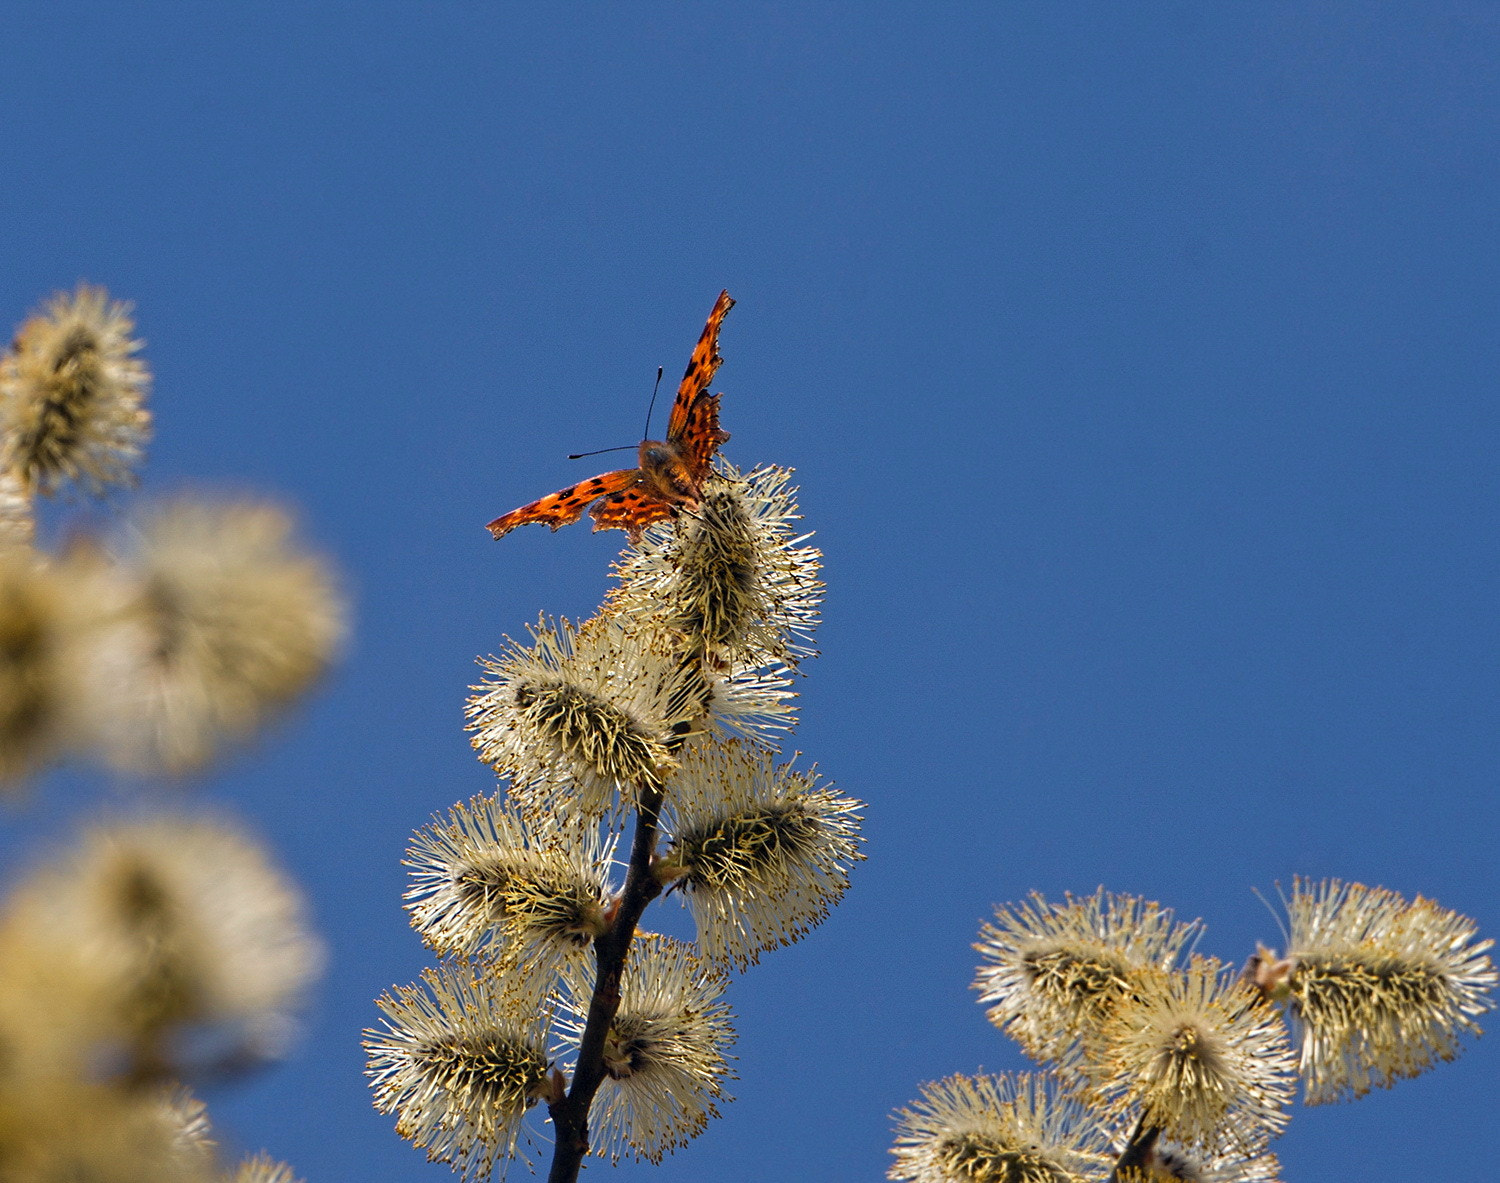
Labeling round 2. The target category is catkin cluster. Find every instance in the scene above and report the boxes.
[890,881,1494,1182]
[367,438,862,1178]
[0,284,344,1181]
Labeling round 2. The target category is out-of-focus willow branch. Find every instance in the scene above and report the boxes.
[0,282,343,1183]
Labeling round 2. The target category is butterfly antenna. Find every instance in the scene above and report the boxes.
[567,366,666,460]
[642,366,664,440]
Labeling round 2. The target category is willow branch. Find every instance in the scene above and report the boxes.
[1106,1116,1160,1182]
[546,780,666,1183]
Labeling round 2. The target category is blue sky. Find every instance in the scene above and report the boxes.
[4,4,1497,1179]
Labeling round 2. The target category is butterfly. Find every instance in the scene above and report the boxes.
[486,290,735,544]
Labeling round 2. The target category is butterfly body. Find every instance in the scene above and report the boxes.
[487,291,734,544]
[638,439,693,499]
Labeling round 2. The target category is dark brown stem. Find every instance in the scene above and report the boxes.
[1106,1116,1161,1183]
[546,781,666,1183]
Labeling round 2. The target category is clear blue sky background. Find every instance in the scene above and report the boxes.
[3,5,1497,1180]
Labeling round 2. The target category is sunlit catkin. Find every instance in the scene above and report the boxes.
[609,464,822,667]
[889,1071,1109,1183]
[556,935,735,1163]
[657,738,864,968]
[467,616,689,817]
[0,284,151,497]
[1087,958,1294,1156]
[974,890,1201,1073]
[404,793,614,971]
[1275,877,1496,1103]
[365,963,550,1180]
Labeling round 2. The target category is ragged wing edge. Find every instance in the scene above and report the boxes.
[665,289,734,441]
[486,468,640,538]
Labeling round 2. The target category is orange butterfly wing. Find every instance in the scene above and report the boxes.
[487,290,735,542]
[486,468,641,539]
[665,290,734,483]
[589,486,676,542]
